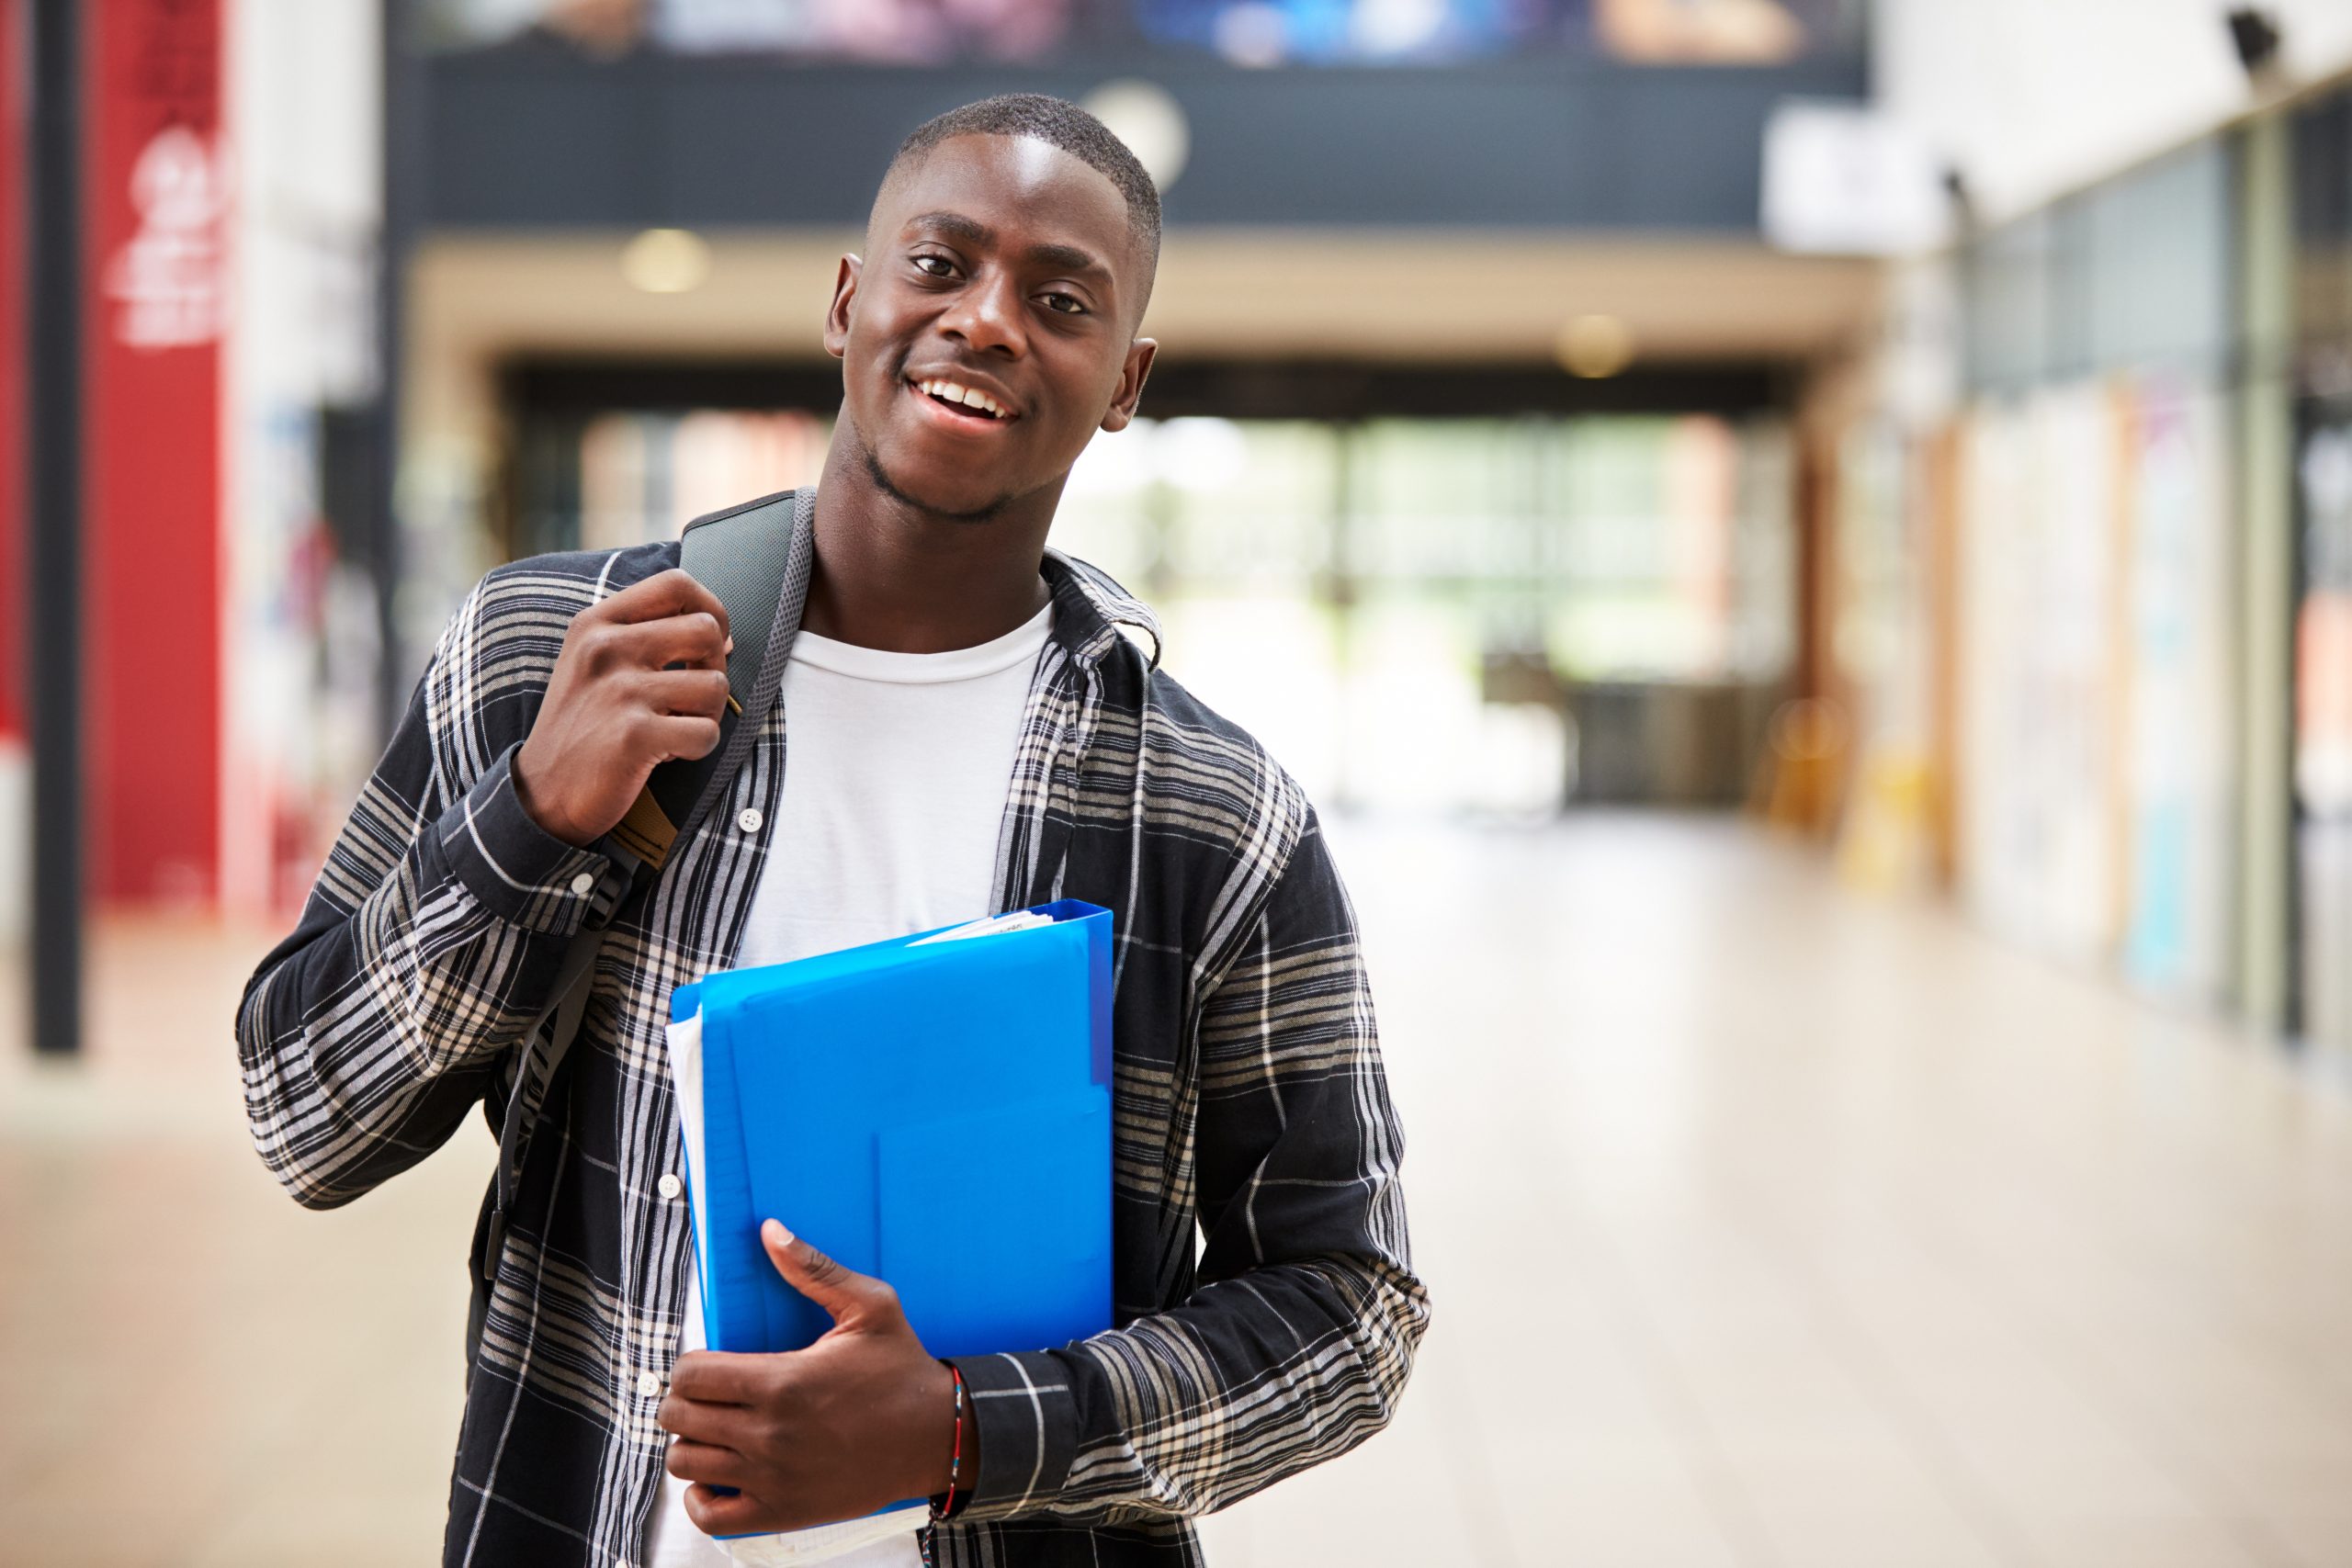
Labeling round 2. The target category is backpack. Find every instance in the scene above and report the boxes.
[465,487,814,1374]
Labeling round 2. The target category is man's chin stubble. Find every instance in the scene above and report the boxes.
[861,446,1017,526]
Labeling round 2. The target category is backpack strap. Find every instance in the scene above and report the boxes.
[468,919,606,1371]
[467,486,816,1376]
[610,487,816,869]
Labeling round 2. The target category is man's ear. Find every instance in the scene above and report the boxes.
[1099,337,1158,434]
[823,254,863,359]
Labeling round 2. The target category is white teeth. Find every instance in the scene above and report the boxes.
[915,378,1004,418]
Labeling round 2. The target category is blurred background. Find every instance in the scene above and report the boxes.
[6,1,2352,1563]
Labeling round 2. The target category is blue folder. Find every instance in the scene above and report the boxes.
[668,899,1114,1365]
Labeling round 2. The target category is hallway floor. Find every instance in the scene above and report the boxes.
[4,816,2348,1567]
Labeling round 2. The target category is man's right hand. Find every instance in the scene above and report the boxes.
[512,569,734,847]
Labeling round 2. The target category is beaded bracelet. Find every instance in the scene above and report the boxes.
[919,1361,967,1568]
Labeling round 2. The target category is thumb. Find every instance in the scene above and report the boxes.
[761,1218,897,1329]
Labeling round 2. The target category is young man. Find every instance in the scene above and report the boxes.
[239,95,1426,1567]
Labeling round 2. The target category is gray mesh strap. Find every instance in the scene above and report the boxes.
[672,485,815,845]
[683,486,808,714]
[487,927,605,1243]
[470,919,606,1371]
[610,488,815,866]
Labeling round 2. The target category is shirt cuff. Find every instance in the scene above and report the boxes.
[434,744,618,936]
[944,1350,1080,1519]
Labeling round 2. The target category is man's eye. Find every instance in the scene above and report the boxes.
[1041,292,1086,315]
[911,255,955,277]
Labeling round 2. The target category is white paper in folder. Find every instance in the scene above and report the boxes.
[658,1010,924,1568]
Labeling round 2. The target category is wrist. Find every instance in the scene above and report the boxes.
[955,1373,978,1490]
[512,741,592,847]
[921,1359,974,1510]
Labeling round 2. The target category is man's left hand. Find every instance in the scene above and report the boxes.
[657,1218,974,1536]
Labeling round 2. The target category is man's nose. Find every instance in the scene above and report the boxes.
[937,269,1026,359]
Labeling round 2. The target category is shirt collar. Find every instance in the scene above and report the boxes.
[1041,548,1162,671]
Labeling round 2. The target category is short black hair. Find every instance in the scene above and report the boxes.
[884,93,1163,276]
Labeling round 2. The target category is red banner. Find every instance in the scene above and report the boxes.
[87,0,226,902]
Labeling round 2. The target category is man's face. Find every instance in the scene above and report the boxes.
[827,134,1156,521]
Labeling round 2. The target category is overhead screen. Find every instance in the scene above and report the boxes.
[419,0,1864,67]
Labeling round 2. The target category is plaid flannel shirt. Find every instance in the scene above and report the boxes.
[237,502,1428,1566]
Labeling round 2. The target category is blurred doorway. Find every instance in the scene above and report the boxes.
[498,359,1797,817]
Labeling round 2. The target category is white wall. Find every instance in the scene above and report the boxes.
[223,0,383,916]
[0,741,22,945]
[1876,0,2352,222]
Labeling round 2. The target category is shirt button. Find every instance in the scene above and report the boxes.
[737,807,763,833]
[637,1371,661,1399]
[569,872,594,897]
[657,1173,683,1201]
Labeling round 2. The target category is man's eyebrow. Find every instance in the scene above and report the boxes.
[902,211,1112,280]
[904,210,992,245]
[1023,241,1109,277]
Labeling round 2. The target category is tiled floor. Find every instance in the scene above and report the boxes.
[4,815,2349,1567]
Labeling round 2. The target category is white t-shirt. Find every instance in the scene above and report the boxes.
[643,596,1054,1568]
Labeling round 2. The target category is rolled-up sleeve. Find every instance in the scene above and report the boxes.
[437,744,616,938]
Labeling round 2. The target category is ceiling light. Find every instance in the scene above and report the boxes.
[1080,80,1190,192]
[1555,314,1634,379]
[621,228,711,294]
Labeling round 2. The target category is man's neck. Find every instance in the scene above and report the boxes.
[800,434,1058,654]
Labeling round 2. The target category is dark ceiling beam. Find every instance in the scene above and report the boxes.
[421,53,1867,234]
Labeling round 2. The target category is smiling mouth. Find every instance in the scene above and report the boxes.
[908,376,1015,423]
